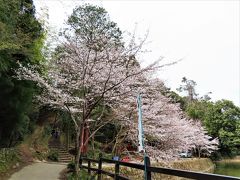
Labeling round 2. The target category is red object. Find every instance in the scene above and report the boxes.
[121,156,130,162]
[80,123,89,155]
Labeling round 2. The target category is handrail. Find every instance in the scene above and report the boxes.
[79,154,240,180]
[148,166,239,180]
[101,158,145,170]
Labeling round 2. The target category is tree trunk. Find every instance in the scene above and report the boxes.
[112,136,119,155]
[198,147,201,158]
[66,121,70,151]
[82,124,89,155]
[112,125,123,155]
[74,127,81,175]
[91,135,95,157]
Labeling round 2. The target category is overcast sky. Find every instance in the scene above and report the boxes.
[34,0,240,106]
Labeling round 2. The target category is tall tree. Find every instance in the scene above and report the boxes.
[16,4,160,173]
[177,77,198,102]
[16,4,218,171]
[115,78,218,160]
[0,0,43,146]
[182,94,240,156]
[203,100,240,156]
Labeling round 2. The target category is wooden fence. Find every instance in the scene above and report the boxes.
[79,154,240,180]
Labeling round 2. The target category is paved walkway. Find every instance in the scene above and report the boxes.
[9,162,66,180]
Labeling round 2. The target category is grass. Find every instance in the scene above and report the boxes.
[67,170,95,180]
[0,148,20,174]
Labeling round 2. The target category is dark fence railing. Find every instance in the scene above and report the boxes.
[79,154,240,180]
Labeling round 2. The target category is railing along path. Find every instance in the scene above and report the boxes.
[80,154,240,180]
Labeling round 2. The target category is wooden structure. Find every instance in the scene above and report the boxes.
[79,154,240,180]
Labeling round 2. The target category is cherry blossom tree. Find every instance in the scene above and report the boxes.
[15,4,218,173]
[16,4,163,173]
[114,78,218,161]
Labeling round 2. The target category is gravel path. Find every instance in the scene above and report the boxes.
[9,162,66,180]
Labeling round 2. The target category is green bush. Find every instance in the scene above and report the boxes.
[87,148,112,160]
[47,150,59,161]
[33,151,47,161]
[67,161,75,172]
[67,170,95,180]
[0,148,19,173]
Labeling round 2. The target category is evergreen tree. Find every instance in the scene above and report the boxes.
[0,0,44,147]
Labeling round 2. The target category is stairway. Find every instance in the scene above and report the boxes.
[48,138,73,163]
[58,148,73,163]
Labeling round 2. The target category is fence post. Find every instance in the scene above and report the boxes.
[145,156,151,180]
[114,160,120,180]
[97,153,103,180]
[79,155,82,169]
[88,160,91,176]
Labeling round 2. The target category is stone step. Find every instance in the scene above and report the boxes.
[48,139,73,163]
[49,146,60,148]
[59,157,72,160]
[59,160,72,162]
[59,149,69,152]
[59,150,70,153]
[59,154,71,157]
[59,152,72,155]
[59,155,72,158]
[59,157,73,162]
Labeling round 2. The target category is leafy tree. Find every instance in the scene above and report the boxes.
[203,100,240,155]
[66,4,122,51]
[160,86,187,110]
[175,77,240,157]
[184,97,240,156]
[0,0,44,147]
[177,77,198,102]
[185,100,211,120]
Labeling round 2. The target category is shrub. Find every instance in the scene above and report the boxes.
[47,150,59,161]
[67,161,75,172]
[0,148,19,173]
[67,170,95,180]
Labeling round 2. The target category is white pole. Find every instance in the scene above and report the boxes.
[137,94,144,152]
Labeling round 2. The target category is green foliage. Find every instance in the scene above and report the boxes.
[43,124,52,138]
[185,98,240,156]
[0,148,19,173]
[166,90,187,110]
[67,161,75,172]
[185,100,211,120]
[0,0,45,147]
[87,147,112,160]
[47,150,59,161]
[33,151,47,161]
[0,0,43,71]
[0,79,37,146]
[203,100,240,155]
[67,169,95,180]
[174,78,240,157]
[65,4,123,51]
